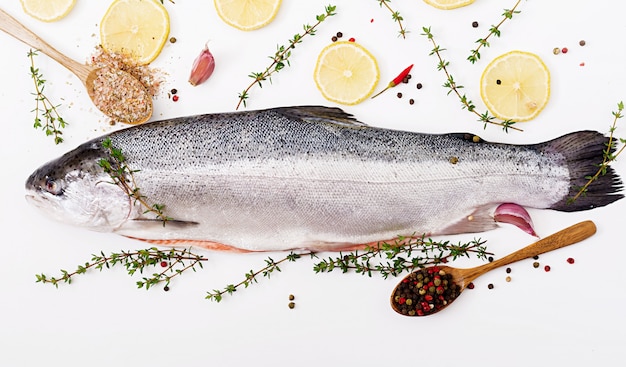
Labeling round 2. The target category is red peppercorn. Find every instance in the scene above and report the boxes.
[544,265,551,272]
[398,297,406,305]
[160,261,168,267]
[561,47,568,54]
[348,37,355,42]
[567,257,575,264]
[172,95,179,102]
[467,282,475,289]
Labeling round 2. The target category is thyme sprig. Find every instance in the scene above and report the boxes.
[468,0,522,64]
[421,27,522,133]
[98,137,172,224]
[313,236,490,278]
[377,0,408,39]
[206,252,311,302]
[35,247,206,290]
[27,49,67,144]
[236,4,336,109]
[570,101,626,203]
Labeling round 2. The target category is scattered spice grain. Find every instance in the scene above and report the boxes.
[288,302,295,309]
[397,92,402,98]
[331,36,338,42]
[416,82,422,89]
[553,47,560,55]
[533,255,539,260]
[579,40,586,46]
[505,276,511,282]
[472,21,478,28]
[409,98,414,105]
[160,261,168,268]
[172,95,179,102]
[533,261,540,268]
[488,256,494,262]
[169,37,177,43]
[567,257,575,264]
[348,37,355,42]
[561,47,568,54]
[488,283,494,289]
[171,88,177,95]
[544,265,551,272]
[506,267,511,274]
[336,31,343,38]
[288,294,295,301]
[163,286,170,292]
[467,282,475,289]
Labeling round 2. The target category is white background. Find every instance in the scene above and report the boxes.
[1,1,625,366]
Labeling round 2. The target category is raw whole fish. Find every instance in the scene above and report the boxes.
[25,106,623,251]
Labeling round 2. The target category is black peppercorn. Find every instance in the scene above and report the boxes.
[472,21,479,28]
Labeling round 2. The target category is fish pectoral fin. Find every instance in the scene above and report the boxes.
[438,206,498,235]
[275,106,368,128]
[116,219,199,233]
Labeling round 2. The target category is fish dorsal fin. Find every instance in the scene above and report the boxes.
[274,105,367,128]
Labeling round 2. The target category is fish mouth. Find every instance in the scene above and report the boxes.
[25,193,46,209]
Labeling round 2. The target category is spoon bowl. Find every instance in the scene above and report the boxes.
[0,8,152,124]
[391,220,597,316]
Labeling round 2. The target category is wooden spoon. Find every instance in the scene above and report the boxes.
[391,220,597,316]
[0,8,152,124]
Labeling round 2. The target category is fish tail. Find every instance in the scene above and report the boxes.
[540,131,624,211]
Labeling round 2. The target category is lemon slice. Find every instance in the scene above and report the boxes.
[314,41,379,105]
[100,0,170,65]
[423,0,475,10]
[214,0,282,31]
[480,50,550,122]
[20,0,76,22]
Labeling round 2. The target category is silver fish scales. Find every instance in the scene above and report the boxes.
[25,106,623,251]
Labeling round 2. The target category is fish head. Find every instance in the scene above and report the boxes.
[25,141,132,232]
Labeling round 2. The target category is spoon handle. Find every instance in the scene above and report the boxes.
[0,8,91,83]
[469,220,596,282]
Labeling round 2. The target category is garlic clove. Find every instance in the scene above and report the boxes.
[189,44,215,86]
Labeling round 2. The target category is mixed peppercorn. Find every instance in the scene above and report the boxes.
[392,266,461,316]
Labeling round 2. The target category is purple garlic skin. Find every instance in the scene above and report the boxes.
[189,44,215,86]
[494,203,538,237]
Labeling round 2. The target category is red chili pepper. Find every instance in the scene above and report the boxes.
[371,64,414,99]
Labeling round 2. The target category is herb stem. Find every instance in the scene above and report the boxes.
[313,235,491,278]
[35,247,206,290]
[28,49,68,144]
[236,4,336,109]
[206,251,312,302]
[377,0,408,39]
[468,0,522,63]
[99,138,173,224]
[570,101,625,202]
[421,27,522,133]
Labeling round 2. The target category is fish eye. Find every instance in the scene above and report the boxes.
[44,177,62,195]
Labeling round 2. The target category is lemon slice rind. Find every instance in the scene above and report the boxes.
[100,0,170,65]
[423,0,475,10]
[20,0,76,22]
[313,41,379,106]
[480,50,551,122]
[214,0,282,31]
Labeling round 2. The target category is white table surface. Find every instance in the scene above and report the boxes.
[1,1,624,366]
